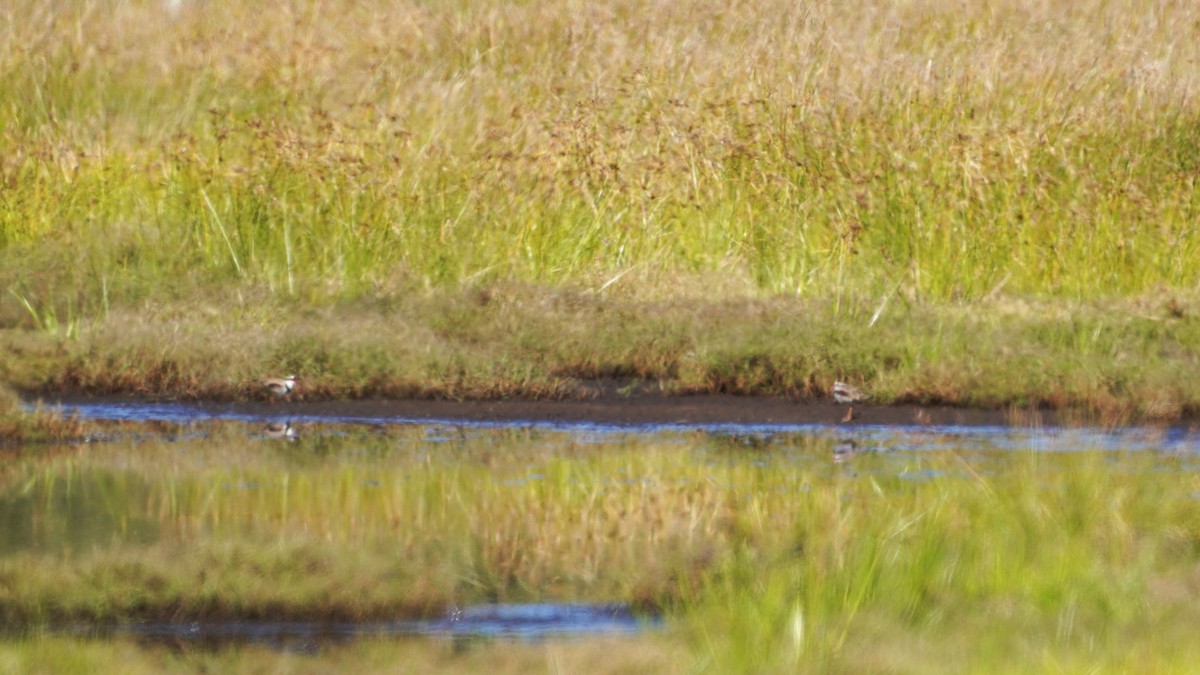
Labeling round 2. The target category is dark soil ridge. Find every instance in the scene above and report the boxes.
[28,374,1198,428]
[41,393,1077,429]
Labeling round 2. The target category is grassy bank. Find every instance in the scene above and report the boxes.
[1,425,1199,672]
[0,385,83,444]
[5,286,1200,423]
[2,0,1200,413]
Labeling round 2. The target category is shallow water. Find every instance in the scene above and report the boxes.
[8,400,1200,650]
[7,401,1200,559]
[58,603,650,653]
[42,398,1200,454]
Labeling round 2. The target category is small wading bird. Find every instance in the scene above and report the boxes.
[262,375,300,401]
[832,381,869,422]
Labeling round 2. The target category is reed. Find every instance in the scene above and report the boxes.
[2,0,1198,306]
[3,0,1200,413]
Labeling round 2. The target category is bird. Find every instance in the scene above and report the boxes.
[262,375,300,401]
[832,381,869,404]
[832,381,869,422]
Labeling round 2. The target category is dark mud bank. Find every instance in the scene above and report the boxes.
[39,394,1065,429]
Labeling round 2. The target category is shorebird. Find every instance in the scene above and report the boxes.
[832,381,869,422]
[262,375,300,401]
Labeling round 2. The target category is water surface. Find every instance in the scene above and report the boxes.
[7,400,1200,650]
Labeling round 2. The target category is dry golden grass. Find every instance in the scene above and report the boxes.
[2,0,1198,298]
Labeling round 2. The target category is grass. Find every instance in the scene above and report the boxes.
[0,385,83,445]
[1,423,1199,671]
[2,0,1196,299]
[4,2,1200,669]
[2,0,1200,413]
[3,287,1200,422]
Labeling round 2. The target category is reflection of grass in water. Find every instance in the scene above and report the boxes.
[1,426,1199,670]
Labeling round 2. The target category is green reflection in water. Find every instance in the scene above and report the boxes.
[1,468,160,555]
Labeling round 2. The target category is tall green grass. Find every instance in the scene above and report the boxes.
[2,0,1199,313]
[688,449,1200,672]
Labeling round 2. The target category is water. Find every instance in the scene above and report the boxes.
[8,400,1200,651]
[59,604,650,653]
[42,398,1200,455]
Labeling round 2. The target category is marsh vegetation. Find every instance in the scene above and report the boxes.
[4,0,1200,670]
[1,0,1199,415]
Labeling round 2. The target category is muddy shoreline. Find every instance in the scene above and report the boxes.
[38,394,1071,428]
